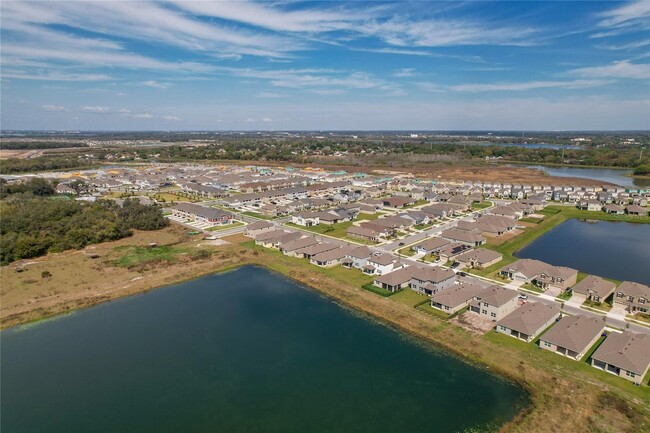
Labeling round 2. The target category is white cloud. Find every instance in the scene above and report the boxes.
[596,0,650,29]
[595,39,650,51]
[256,91,286,98]
[163,115,181,121]
[131,113,154,119]
[451,79,613,92]
[416,82,446,93]
[261,117,273,123]
[142,80,172,89]
[393,68,415,77]
[83,106,110,113]
[569,60,650,79]
[41,104,69,112]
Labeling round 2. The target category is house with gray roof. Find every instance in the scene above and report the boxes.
[539,315,605,361]
[499,259,578,292]
[373,266,419,292]
[245,220,274,237]
[280,236,319,257]
[409,266,457,296]
[591,331,650,385]
[496,302,561,343]
[172,203,234,226]
[310,246,355,268]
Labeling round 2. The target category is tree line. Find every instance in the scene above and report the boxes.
[1,191,168,264]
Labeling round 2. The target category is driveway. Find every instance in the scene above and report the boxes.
[566,293,586,308]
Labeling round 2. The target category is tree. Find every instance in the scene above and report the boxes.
[41,270,52,279]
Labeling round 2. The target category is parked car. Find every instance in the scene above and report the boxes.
[518,294,528,300]
[458,271,467,277]
[450,262,460,269]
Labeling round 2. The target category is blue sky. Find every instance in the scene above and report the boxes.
[1,1,649,130]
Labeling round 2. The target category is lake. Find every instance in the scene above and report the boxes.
[516,219,650,285]
[1,266,526,433]
[522,165,650,189]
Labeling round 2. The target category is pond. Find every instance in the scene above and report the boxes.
[1,266,527,433]
[521,165,650,188]
[516,219,650,285]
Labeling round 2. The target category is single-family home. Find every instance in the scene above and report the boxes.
[572,275,616,303]
[430,283,484,314]
[310,246,355,267]
[412,237,451,255]
[294,242,339,260]
[172,203,234,226]
[291,212,320,227]
[373,266,417,292]
[468,285,519,321]
[280,236,319,257]
[440,229,486,246]
[499,259,578,292]
[591,331,650,385]
[455,249,503,270]
[245,220,274,237]
[343,246,373,269]
[578,199,602,211]
[603,204,625,215]
[365,253,403,275]
[614,281,650,313]
[496,302,561,343]
[538,315,605,361]
[383,196,415,208]
[626,204,649,216]
[409,267,457,296]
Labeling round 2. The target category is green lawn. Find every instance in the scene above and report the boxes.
[398,246,416,256]
[557,289,573,301]
[241,211,274,220]
[471,200,493,210]
[583,299,613,313]
[521,282,544,294]
[206,221,245,231]
[356,212,381,221]
[362,283,394,297]
[416,302,450,319]
[629,312,650,325]
[390,289,429,307]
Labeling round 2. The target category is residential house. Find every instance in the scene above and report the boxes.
[626,204,648,216]
[383,196,415,208]
[365,253,403,275]
[280,236,319,257]
[591,331,650,385]
[603,204,625,215]
[172,203,234,226]
[614,281,650,313]
[496,302,561,343]
[295,242,339,260]
[430,283,484,314]
[245,220,274,237]
[412,237,450,255]
[373,266,417,292]
[499,259,578,292]
[455,249,503,270]
[572,276,616,303]
[343,246,373,269]
[538,315,605,361]
[440,229,486,247]
[468,286,519,321]
[578,199,602,211]
[409,267,456,296]
[291,212,320,227]
[310,246,355,267]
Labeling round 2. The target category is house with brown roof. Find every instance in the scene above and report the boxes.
[499,259,578,292]
[496,302,561,343]
[245,220,274,237]
[172,203,234,226]
[383,196,415,208]
[440,229,486,247]
[572,275,616,303]
[412,237,451,255]
[614,281,650,313]
[294,242,339,260]
[409,267,457,296]
[366,253,403,275]
[468,286,519,321]
[310,246,355,268]
[626,204,648,216]
[280,236,319,257]
[538,315,605,361]
[455,248,503,270]
[373,266,418,292]
[437,243,473,264]
[430,283,484,314]
[591,331,650,385]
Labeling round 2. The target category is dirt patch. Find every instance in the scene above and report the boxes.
[449,311,496,335]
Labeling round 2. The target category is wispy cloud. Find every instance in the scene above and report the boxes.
[568,60,650,79]
[393,68,415,77]
[41,105,69,112]
[595,0,650,30]
[451,79,612,92]
[163,115,181,121]
[142,80,172,89]
[256,91,286,98]
[82,106,111,113]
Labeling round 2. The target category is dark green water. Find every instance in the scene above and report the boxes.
[1,266,527,433]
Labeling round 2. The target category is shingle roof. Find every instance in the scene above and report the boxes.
[572,275,616,299]
[497,302,560,335]
[430,283,484,309]
[540,315,605,354]
[474,285,518,307]
[591,332,650,375]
